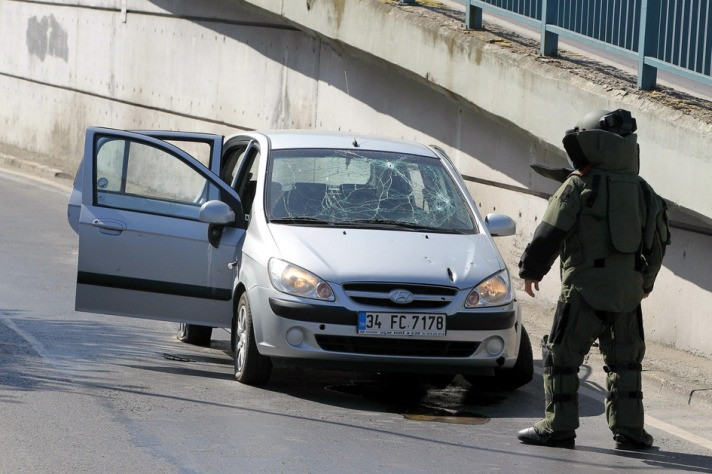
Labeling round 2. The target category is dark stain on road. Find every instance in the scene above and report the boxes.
[326,377,492,424]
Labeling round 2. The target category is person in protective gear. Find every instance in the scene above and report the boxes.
[516,109,670,450]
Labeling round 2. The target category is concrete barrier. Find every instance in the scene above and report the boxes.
[1,0,710,357]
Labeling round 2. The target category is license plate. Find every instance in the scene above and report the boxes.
[357,312,446,336]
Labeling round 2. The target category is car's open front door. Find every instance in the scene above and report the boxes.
[75,128,242,328]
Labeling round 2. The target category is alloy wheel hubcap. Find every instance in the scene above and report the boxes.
[236,305,247,372]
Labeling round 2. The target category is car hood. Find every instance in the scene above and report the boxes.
[267,225,506,288]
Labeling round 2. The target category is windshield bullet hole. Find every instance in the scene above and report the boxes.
[320,324,326,330]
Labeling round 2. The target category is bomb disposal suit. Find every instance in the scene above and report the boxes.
[517,109,670,449]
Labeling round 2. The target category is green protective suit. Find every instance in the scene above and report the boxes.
[519,130,670,442]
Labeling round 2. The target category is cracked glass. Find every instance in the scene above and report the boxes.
[267,148,477,233]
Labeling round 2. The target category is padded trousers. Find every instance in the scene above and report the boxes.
[534,285,646,440]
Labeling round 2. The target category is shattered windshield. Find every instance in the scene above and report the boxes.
[266,148,477,233]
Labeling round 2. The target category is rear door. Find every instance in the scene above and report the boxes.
[75,128,243,327]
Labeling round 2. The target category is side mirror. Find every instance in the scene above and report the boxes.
[199,200,236,225]
[485,213,516,237]
[199,201,236,248]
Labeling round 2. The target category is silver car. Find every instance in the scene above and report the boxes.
[68,128,533,389]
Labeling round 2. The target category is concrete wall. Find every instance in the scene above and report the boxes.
[1,0,711,357]
[250,0,712,226]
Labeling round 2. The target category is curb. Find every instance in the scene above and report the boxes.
[644,368,712,411]
[0,152,74,182]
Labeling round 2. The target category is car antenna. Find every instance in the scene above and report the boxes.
[344,70,359,147]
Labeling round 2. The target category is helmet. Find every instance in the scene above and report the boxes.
[567,109,637,137]
[563,109,638,170]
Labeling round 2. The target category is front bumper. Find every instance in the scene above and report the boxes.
[248,286,522,373]
[268,297,517,331]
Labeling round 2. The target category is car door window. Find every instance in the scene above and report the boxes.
[221,140,260,187]
[245,151,261,212]
[94,137,214,220]
[220,145,247,185]
[234,149,261,217]
[163,140,211,167]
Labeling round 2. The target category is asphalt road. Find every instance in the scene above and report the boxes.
[1,169,711,473]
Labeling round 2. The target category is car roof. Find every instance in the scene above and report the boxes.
[253,130,439,157]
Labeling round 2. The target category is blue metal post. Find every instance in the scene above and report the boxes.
[690,0,709,74]
[638,0,661,89]
[541,0,559,56]
[466,1,484,30]
[705,1,712,75]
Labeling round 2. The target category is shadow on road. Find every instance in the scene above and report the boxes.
[577,445,712,472]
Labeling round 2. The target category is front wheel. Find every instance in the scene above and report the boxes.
[464,326,534,391]
[177,323,212,346]
[233,293,272,386]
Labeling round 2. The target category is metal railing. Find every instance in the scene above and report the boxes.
[463,0,712,90]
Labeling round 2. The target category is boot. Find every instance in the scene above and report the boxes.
[517,427,575,448]
[613,430,654,450]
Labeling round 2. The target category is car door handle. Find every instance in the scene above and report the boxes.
[92,219,126,234]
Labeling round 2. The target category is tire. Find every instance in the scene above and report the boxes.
[464,326,534,391]
[233,293,272,386]
[177,323,212,346]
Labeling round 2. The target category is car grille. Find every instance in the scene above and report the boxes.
[342,282,458,310]
[315,335,479,357]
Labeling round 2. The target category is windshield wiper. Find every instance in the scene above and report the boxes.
[351,219,442,232]
[269,216,334,225]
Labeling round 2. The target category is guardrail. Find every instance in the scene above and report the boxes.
[463,0,712,90]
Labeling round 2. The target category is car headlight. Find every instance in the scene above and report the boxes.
[465,270,512,308]
[268,258,335,301]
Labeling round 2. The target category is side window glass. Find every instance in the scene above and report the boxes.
[220,145,247,185]
[164,140,211,168]
[94,137,213,220]
[246,151,261,187]
[239,150,261,215]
